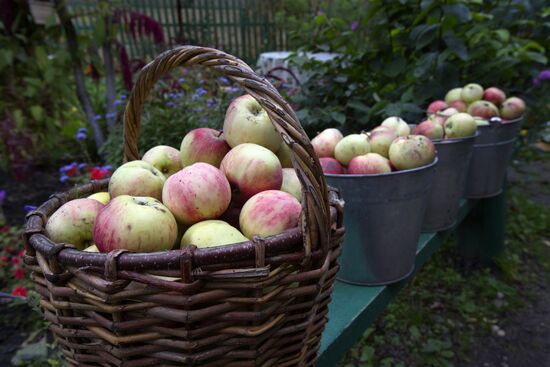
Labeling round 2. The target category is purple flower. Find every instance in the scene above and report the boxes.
[78,163,87,169]
[60,175,69,182]
[75,132,87,140]
[24,205,37,213]
[93,114,102,121]
[225,86,240,94]
[120,94,127,100]
[166,101,174,108]
[105,112,116,119]
[102,165,112,170]
[114,99,124,106]
[218,76,229,85]
[538,70,550,80]
[178,77,185,83]
[351,21,359,31]
[533,77,541,86]
[199,79,205,84]
[0,190,5,205]
[206,98,217,107]
[193,106,203,112]
[78,127,87,134]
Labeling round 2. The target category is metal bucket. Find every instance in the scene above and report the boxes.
[465,117,522,198]
[325,158,438,286]
[421,134,477,232]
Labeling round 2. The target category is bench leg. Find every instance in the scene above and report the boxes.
[457,190,507,265]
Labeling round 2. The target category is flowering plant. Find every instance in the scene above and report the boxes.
[0,225,31,298]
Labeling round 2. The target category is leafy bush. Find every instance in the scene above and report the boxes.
[276,0,549,135]
[101,69,242,167]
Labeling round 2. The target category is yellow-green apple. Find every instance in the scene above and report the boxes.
[46,198,104,250]
[93,195,177,252]
[368,126,398,158]
[348,153,392,174]
[389,135,436,170]
[445,88,463,104]
[319,157,344,174]
[142,145,182,178]
[311,128,344,157]
[109,160,165,200]
[88,192,110,205]
[467,100,500,119]
[430,107,459,128]
[449,100,467,112]
[276,143,293,168]
[500,97,525,120]
[444,113,477,138]
[412,120,444,140]
[223,94,282,152]
[427,100,448,114]
[483,87,506,106]
[281,168,302,201]
[381,116,410,136]
[239,190,301,239]
[334,134,370,165]
[461,83,484,103]
[83,244,99,252]
[180,128,230,168]
[180,220,248,248]
[220,143,282,204]
[474,117,490,126]
[162,162,231,225]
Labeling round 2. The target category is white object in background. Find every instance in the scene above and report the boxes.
[257,51,341,87]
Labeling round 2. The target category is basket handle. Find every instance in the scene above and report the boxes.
[122,46,330,262]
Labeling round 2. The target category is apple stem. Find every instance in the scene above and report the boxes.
[216,130,223,138]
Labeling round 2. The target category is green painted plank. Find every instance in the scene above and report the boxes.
[317,199,479,367]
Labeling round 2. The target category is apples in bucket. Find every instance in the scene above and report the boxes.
[46,94,308,253]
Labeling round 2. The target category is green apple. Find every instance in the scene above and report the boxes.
[334,134,370,166]
[276,143,293,168]
[461,83,484,103]
[444,113,478,138]
[445,88,463,104]
[180,220,248,248]
[108,160,165,201]
[368,126,398,158]
[281,168,302,201]
[389,135,436,170]
[88,192,111,205]
[142,145,182,178]
[381,116,410,137]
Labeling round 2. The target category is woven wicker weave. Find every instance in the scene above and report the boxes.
[24,46,345,366]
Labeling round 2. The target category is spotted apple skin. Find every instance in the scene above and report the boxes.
[319,157,344,174]
[180,128,230,168]
[162,162,231,225]
[239,190,301,239]
[311,128,344,158]
[108,160,165,200]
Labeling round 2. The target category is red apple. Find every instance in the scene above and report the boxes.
[46,198,104,250]
[220,143,283,204]
[412,120,444,140]
[162,162,231,225]
[319,157,344,174]
[348,153,392,174]
[223,94,282,152]
[142,145,182,178]
[483,87,506,106]
[448,100,467,113]
[467,100,500,119]
[311,128,344,157]
[389,135,436,170]
[239,190,301,239]
[500,97,525,120]
[427,100,448,114]
[180,128,230,168]
[93,195,177,252]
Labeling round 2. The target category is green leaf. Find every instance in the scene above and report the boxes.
[414,52,437,78]
[34,45,48,69]
[411,24,440,50]
[442,4,472,23]
[314,14,327,26]
[495,29,510,43]
[383,56,406,77]
[93,18,106,44]
[347,101,370,113]
[30,105,44,122]
[524,51,547,64]
[443,32,468,61]
[330,111,346,124]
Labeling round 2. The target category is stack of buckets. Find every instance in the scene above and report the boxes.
[326,116,522,286]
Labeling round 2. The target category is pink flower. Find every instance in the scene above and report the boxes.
[14,267,24,280]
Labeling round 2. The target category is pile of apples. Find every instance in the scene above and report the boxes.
[416,83,525,139]
[45,95,306,253]
[311,116,437,175]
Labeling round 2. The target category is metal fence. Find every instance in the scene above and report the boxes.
[68,0,287,64]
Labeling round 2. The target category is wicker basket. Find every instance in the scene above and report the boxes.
[24,46,345,366]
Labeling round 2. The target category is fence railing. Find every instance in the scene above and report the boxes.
[68,0,288,65]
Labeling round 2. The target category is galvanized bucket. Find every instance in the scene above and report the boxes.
[325,158,438,286]
[465,117,522,198]
[421,134,477,232]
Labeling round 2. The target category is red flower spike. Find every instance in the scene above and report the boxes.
[11,285,28,297]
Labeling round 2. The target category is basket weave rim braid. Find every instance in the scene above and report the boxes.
[25,45,331,270]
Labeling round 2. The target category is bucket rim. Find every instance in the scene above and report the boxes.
[432,130,480,145]
[325,156,438,179]
[476,115,523,130]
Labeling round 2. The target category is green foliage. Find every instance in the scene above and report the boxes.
[0,5,86,172]
[276,0,549,136]
[340,186,550,366]
[101,71,241,167]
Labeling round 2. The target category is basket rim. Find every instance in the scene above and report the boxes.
[25,180,340,272]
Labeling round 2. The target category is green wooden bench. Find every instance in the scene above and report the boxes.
[317,191,507,366]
